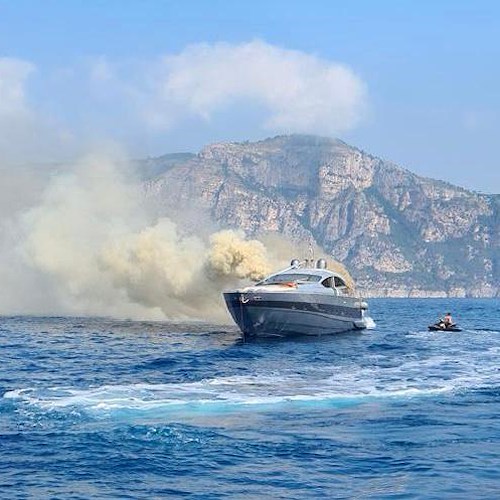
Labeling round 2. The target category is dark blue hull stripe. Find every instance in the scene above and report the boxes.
[225,298,362,319]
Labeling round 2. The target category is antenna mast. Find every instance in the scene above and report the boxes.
[309,240,314,267]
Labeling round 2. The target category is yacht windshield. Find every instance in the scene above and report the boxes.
[259,273,322,285]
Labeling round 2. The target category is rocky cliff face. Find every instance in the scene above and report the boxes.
[143,135,499,297]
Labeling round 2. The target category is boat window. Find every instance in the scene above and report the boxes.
[334,276,346,288]
[259,273,322,285]
[321,277,333,288]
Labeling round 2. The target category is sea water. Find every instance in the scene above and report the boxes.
[1,298,498,499]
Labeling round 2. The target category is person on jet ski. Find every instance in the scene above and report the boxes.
[439,312,453,329]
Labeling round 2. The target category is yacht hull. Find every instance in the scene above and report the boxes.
[224,291,372,339]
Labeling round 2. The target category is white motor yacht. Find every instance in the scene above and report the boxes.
[224,259,375,339]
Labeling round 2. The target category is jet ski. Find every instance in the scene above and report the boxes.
[428,323,462,332]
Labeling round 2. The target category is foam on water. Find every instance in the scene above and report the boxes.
[4,347,498,416]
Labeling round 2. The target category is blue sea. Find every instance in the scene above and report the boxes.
[1,299,499,499]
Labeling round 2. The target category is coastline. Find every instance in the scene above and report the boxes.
[361,288,499,298]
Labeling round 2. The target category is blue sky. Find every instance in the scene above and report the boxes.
[0,0,499,192]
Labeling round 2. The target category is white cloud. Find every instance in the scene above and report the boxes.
[84,41,366,137]
[150,40,367,134]
[0,57,34,118]
[0,58,37,158]
[0,57,77,163]
[0,43,367,164]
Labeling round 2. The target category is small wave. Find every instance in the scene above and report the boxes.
[1,374,459,417]
[465,328,500,334]
[4,334,499,419]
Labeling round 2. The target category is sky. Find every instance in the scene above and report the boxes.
[0,0,499,193]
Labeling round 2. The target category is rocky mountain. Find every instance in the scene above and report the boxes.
[143,135,499,297]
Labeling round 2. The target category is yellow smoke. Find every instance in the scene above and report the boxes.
[207,230,271,281]
[17,151,278,321]
[3,154,356,320]
[99,224,270,320]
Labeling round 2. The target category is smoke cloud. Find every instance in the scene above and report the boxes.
[0,42,361,321]
[0,154,356,321]
[0,154,279,321]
